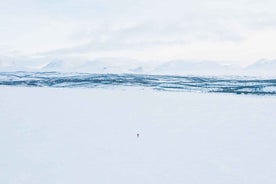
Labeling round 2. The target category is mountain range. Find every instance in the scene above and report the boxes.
[1,56,276,77]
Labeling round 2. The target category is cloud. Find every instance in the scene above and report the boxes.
[38,19,244,57]
[1,0,276,64]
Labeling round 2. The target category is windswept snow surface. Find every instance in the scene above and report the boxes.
[1,87,276,184]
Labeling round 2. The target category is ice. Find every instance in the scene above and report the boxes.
[1,87,276,183]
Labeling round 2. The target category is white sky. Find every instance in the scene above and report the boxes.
[1,0,276,65]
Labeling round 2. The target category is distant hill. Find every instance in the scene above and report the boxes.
[1,56,276,77]
[151,60,241,76]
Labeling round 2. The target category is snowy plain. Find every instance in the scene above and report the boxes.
[1,86,276,184]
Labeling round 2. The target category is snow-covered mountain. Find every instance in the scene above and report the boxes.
[0,56,46,71]
[151,60,241,76]
[245,59,276,76]
[40,58,157,74]
[1,56,276,76]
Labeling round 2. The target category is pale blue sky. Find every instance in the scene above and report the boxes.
[1,0,276,65]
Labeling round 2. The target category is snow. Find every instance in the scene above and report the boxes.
[245,59,276,76]
[152,60,241,76]
[1,87,276,183]
[2,56,276,77]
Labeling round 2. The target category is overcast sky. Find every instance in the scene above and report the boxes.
[1,0,276,65]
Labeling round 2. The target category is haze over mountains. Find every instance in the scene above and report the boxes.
[0,56,276,77]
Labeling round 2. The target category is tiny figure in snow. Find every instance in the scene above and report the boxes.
[137,133,139,138]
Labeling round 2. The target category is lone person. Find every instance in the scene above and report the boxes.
[137,133,139,138]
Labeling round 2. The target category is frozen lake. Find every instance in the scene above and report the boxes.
[1,87,276,183]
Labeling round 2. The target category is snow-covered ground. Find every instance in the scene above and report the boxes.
[1,87,276,184]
